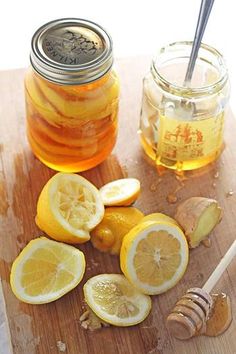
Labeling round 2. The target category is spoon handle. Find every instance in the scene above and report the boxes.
[184,0,215,85]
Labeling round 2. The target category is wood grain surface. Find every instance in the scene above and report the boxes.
[0,58,235,354]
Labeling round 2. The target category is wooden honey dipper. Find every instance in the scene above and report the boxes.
[167,240,236,340]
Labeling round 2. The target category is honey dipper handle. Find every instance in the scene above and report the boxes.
[203,240,236,293]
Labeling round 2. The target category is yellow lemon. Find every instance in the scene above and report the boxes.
[141,213,179,226]
[36,173,104,243]
[91,207,144,254]
[120,221,189,295]
[83,274,151,326]
[10,237,85,304]
[99,178,140,206]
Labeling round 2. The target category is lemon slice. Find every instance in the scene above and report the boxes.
[120,221,189,295]
[36,173,104,243]
[99,178,140,206]
[83,274,151,326]
[10,237,85,304]
[141,213,179,226]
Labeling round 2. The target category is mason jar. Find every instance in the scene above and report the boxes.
[139,41,230,171]
[25,18,119,172]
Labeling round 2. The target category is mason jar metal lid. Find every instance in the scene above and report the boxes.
[30,18,113,85]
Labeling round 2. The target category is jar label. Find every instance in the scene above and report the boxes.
[156,113,225,161]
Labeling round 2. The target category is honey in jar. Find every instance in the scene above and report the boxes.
[139,42,230,171]
[25,18,119,172]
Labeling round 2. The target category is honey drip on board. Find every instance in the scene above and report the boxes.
[166,184,184,204]
[204,293,232,337]
[201,238,212,248]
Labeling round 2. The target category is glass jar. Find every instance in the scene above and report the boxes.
[25,18,119,172]
[139,42,230,171]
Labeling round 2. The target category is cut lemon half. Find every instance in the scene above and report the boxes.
[36,173,104,243]
[120,221,189,295]
[141,213,179,227]
[10,237,85,304]
[99,178,140,206]
[83,274,151,326]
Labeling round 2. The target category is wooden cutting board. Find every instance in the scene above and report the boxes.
[0,57,235,354]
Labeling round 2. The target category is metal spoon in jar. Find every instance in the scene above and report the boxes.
[184,0,215,86]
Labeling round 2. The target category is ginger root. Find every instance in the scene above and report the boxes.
[80,305,110,331]
[175,197,222,248]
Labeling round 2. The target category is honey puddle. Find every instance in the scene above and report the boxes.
[194,293,232,337]
[204,293,232,337]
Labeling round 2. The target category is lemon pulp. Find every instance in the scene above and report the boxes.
[83,274,151,326]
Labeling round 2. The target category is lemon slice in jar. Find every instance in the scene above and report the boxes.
[36,173,104,243]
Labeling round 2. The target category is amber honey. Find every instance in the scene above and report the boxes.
[139,42,230,171]
[25,18,119,172]
[139,105,225,171]
[205,293,232,337]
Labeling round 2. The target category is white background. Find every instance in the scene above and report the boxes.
[0,0,235,110]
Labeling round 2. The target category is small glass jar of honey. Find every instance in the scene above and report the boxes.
[25,18,119,172]
[139,42,230,171]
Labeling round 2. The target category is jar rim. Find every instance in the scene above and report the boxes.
[151,41,228,97]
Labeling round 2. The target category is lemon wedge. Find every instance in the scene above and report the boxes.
[10,237,85,304]
[91,207,144,255]
[99,178,140,206]
[83,274,151,326]
[36,173,104,243]
[120,221,189,295]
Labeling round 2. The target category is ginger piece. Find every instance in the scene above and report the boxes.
[80,305,110,331]
[56,341,66,352]
[174,197,222,248]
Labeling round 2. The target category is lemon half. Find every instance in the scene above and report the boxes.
[120,221,189,295]
[36,173,104,243]
[10,237,85,304]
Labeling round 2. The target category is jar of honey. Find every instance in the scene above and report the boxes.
[25,18,119,172]
[139,42,230,171]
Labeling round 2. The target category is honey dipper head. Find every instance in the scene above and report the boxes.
[186,287,213,309]
[166,287,213,340]
[166,312,196,340]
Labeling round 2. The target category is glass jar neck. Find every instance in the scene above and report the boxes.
[32,66,113,89]
[151,41,228,98]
